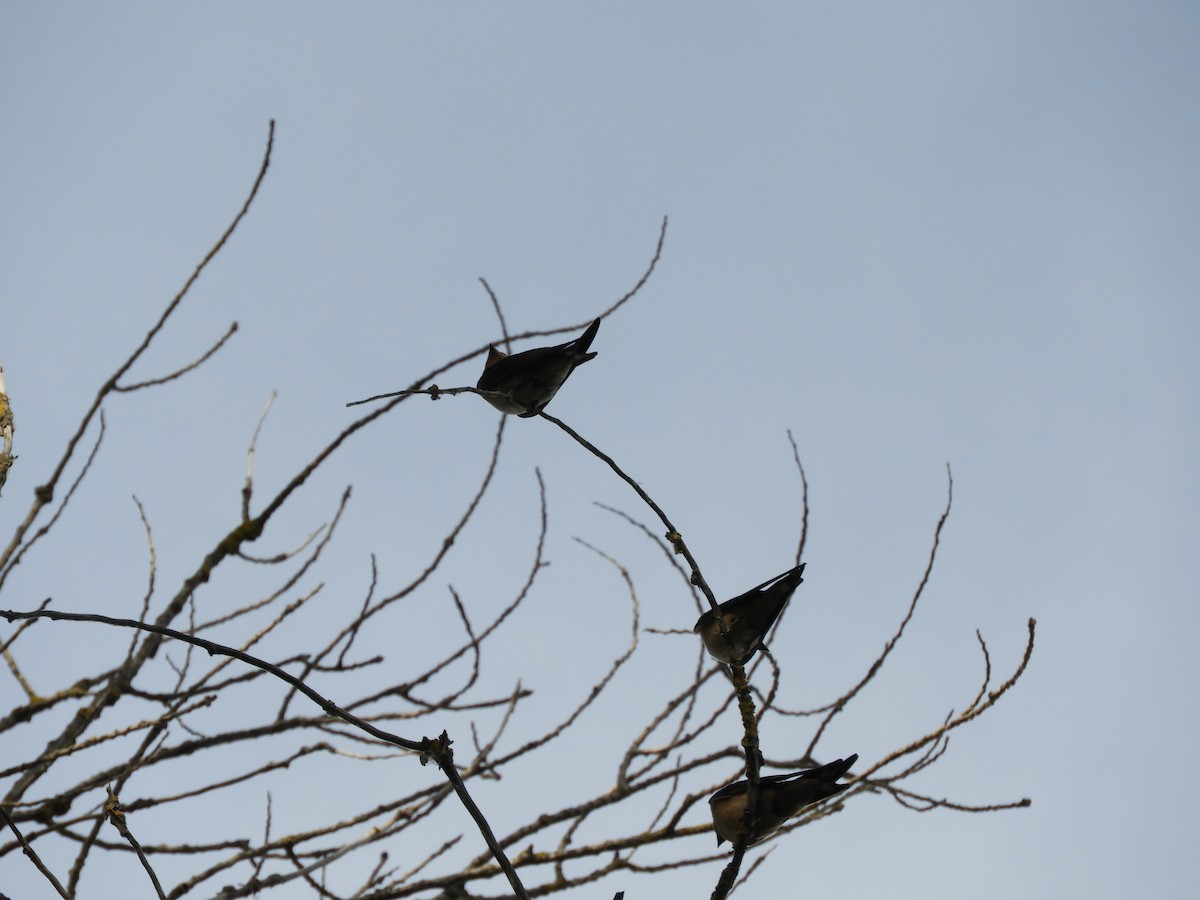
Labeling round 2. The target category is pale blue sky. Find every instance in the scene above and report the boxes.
[2,3,1198,898]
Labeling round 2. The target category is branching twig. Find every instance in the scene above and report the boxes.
[115,321,239,392]
[0,605,531,900]
[539,411,719,613]
[0,120,274,585]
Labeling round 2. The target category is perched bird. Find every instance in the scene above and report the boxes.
[694,563,806,665]
[476,318,601,417]
[709,754,858,846]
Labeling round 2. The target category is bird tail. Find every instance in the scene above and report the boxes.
[571,317,602,356]
[747,562,806,595]
[815,754,858,782]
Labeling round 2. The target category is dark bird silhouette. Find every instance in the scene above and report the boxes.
[693,563,805,664]
[709,754,858,846]
[476,318,601,416]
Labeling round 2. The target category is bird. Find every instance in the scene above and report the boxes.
[476,318,601,417]
[693,563,805,665]
[709,754,858,846]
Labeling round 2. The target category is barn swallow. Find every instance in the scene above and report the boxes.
[476,318,601,417]
[709,754,858,846]
[694,563,805,665]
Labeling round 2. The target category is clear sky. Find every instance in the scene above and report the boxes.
[2,3,1198,898]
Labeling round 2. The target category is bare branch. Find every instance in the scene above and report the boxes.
[479,276,511,352]
[539,411,719,614]
[0,803,70,898]
[115,321,239,392]
[105,786,167,900]
[805,464,955,758]
[0,605,533,899]
[0,120,274,583]
[242,390,277,521]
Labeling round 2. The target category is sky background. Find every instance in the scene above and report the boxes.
[2,3,1198,898]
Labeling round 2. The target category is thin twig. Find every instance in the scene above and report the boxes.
[243,390,277,520]
[538,411,719,613]
[105,786,167,899]
[115,321,239,392]
[0,803,70,898]
[479,277,511,352]
[805,464,954,758]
